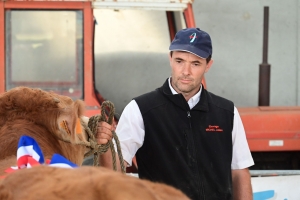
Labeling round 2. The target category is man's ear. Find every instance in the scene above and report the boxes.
[205,59,214,73]
[168,52,172,63]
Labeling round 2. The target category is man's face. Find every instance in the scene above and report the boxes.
[169,51,213,100]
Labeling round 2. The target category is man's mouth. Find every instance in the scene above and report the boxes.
[179,78,192,84]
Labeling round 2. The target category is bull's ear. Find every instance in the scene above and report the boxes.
[71,100,87,143]
[75,100,85,117]
[56,99,86,144]
[60,120,72,135]
[60,118,83,136]
[75,118,83,135]
[58,120,76,143]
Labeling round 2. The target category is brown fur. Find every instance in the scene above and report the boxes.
[0,87,189,199]
[0,87,89,175]
[0,166,189,200]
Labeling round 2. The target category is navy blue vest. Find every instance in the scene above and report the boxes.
[134,79,234,200]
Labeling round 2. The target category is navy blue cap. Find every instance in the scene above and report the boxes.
[169,28,212,59]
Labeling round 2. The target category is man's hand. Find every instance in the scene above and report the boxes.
[96,121,113,144]
[96,121,126,171]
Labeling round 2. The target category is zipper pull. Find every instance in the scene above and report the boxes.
[187,111,192,128]
[187,111,191,118]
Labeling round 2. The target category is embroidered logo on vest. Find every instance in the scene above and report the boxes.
[206,125,223,132]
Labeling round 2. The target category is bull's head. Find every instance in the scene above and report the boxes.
[0,87,90,165]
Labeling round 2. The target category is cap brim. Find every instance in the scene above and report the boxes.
[169,44,210,59]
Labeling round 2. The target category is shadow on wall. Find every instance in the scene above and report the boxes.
[95,51,170,116]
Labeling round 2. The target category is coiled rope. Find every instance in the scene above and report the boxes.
[84,101,126,173]
[57,101,126,173]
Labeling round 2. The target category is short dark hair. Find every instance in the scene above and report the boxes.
[170,51,211,64]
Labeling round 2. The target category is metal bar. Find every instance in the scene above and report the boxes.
[0,2,5,93]
[92,2,188,11]
[166,11,176,41]
[4,1,87,9]
[262,6,269,64]
[83,2,101,117]
[250,170,300,176]
[183,3,196,28]
[258,6,271,106]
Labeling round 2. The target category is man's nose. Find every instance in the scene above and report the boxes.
[182,64,191,75]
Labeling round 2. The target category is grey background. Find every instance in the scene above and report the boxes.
[94,1,300,116]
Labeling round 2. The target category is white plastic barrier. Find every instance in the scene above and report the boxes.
[127,172,300,199]
[252,175,300,200]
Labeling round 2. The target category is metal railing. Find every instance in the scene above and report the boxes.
[250,170,300,177]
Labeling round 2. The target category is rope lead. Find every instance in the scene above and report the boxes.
[87,101,126,173]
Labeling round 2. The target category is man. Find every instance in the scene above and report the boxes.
[97,28,254,200]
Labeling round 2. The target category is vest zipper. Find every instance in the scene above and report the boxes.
[187,110,205,199]
[187,111,191,118]
[187,111,191,128]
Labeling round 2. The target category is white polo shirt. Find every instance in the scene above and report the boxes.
[116,78,254,169]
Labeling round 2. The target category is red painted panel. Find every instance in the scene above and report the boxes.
[82,4,101,116]
[1,1,100,117]
[248,139,300,152]
[184,3,196,28]
[239,106,300,151]
[4,1,86,9]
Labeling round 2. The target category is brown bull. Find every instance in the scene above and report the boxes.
[0,166,189,200]
[0,87,189,200]
[0,86,89,174]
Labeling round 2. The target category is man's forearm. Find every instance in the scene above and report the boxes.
[99,149,114,168]
[99,149,127,172]
[232,168,253,200]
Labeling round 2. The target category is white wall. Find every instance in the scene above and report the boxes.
[94,1,300,115]
[193,0,300,107]
[94,9,171,116]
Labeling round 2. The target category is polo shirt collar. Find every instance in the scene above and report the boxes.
[168,77,201,109]
[161,78,209,111]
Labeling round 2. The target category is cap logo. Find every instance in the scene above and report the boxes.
[189,33,197,43]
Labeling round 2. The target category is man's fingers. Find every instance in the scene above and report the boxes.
[96,121,113,145]
[98,121,112,131]
[97,138,109,145]
[96,132,112,144]
[97,126,112,136]
[98,131,112,140]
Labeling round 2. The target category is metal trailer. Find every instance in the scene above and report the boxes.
[1,0,300,190]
